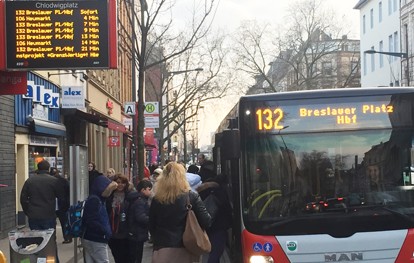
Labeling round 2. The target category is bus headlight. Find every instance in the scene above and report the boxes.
[249,255,274,263]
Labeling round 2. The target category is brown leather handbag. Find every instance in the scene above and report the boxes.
[182,192,211,256]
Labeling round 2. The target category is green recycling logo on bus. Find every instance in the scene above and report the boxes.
[286,241,297,252]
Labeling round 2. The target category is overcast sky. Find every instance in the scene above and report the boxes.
[171,0,361,149]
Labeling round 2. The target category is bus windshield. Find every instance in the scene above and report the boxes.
[241,95,414,237]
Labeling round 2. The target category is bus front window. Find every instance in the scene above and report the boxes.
[243,129,414,236]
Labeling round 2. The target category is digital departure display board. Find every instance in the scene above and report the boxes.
[5,1,109,69]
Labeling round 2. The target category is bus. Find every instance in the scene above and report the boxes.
[214,87,414,263]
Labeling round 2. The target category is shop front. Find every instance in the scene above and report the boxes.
[15,72,66,225]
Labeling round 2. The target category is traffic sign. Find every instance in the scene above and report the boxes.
[124,102,135,115]
[144,102,159,115]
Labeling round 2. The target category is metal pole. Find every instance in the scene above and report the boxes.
[131,0,137,180]
[183,110,187,163]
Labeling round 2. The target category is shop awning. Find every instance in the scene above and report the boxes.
[29,118,66,137]
[61,109,107,126]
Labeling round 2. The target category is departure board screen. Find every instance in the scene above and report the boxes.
[5,1,109,69]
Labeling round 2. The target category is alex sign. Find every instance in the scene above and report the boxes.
[23,81,60,108]
[61,86,85,109]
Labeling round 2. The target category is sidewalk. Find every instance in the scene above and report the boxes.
[0,223,153,263]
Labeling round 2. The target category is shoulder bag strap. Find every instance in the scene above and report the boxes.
[186,191,192,211]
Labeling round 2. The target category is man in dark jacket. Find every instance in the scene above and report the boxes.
[20,159,64,263]
[126,180,152,263]
[21,160,64,229]
[82,175,118,263]
[50,167,72,244]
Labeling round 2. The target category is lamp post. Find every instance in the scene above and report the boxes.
[162,67,203,163]
[364,50,410,86]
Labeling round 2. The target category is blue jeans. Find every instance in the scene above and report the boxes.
[28,218,59,263]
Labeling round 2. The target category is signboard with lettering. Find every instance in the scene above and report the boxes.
[144,102,159,128]
[61,86,85,108]
[5,0,110,69]
[0,70,27,95]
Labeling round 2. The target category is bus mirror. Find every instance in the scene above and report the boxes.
[221,129,240,159]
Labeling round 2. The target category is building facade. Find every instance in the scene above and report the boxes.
[401,0,414,86]
[354,0,402,87]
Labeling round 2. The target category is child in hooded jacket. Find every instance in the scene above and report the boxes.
[126,180,152,263]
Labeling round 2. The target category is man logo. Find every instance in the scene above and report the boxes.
[325,252,363,261]
[286,241,297,252]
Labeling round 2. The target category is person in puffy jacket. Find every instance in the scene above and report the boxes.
[82,175,118,263]
[149,162,212,263]
[126,179,152,263]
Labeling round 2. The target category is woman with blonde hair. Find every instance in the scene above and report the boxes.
[149,162,212,263]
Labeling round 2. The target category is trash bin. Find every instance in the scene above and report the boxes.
[9,228,56,263]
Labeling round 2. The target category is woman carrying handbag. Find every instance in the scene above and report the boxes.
[149,162,212,263]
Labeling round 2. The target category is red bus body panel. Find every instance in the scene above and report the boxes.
[242,229,290,263]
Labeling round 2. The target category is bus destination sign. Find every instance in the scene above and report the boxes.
[5,1,109,70]
[254,100,396,133]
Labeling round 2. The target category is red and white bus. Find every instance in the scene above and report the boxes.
[214,87,414,263]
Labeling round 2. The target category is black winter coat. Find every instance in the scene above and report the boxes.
[126,191,150,242]
[106,191,130,239]
[198,182,233,233]
[149,190,212,249]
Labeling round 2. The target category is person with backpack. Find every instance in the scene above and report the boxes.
[106,174,132,263]
[82,175,118,263]
[126,180,152,263]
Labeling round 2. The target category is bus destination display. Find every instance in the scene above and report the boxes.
[254,100,396,133]
[5,1,109,69]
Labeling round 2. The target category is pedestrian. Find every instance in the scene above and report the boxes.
[106,168,116,180]
[186,170,202,192]
[150,168,163,195]
[82,175,118,263]
[88,161,103,193]
[197,174,232,263]
[198,160,215,183]
[126,180,153,263]
[20,160,65,263]
[197,154,206,166]
[149,162,212,263]
[106,174,132,263]
[187,164,199,174]
[50,167,72,244]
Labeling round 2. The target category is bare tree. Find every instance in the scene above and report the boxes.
[158,34,233,163]
[231,0,360,93]
[118,0,221,177]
